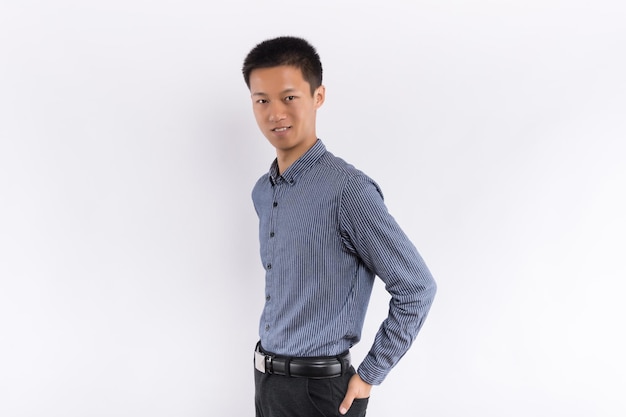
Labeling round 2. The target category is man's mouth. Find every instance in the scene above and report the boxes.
[272,126,291,132]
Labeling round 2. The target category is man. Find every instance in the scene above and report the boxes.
[242,36,436,417]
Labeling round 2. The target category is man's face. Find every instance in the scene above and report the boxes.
[249,65,325,158]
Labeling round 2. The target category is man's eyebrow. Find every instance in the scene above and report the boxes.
[252,88,298,97]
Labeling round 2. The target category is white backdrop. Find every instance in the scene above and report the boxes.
[1,1,625,416]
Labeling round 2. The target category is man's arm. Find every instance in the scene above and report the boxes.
[339,174,437,385]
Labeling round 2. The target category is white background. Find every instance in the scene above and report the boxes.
[1,1,625,416]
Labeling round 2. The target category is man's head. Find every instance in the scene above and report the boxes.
[243,37,326,169]
[242,36,323,96]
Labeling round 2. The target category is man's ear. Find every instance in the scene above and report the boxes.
[314,85,326,108]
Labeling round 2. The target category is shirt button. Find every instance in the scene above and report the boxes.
[266,263,272,270]
[273,202,278,207]
[265,324,270,331]
[269,232,275,237]
[266,295,271,301]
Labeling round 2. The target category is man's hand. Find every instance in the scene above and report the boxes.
[339,373,372,415]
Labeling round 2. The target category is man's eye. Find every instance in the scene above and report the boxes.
[284,96,295,101]
[256,99,268,104]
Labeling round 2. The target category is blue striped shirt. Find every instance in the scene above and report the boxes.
[252,139,436,385]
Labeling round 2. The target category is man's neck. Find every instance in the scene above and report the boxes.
[276,154,298,175]
[276,138,317,175]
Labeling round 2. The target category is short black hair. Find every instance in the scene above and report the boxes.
[242,36,323,95]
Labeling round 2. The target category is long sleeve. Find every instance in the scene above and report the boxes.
[339,174,437,385]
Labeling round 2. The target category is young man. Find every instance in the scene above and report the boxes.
[242,36,436,417]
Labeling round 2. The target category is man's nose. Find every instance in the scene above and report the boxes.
[268,102,286,122]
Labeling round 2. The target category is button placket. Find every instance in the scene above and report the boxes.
[263,182,283,338]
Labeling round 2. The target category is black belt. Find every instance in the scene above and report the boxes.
[254,343,351,379]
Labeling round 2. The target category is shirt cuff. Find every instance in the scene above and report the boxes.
[356,355,390,386]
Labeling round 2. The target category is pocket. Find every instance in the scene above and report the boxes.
[306,366,369,417]
[344,397,369,417]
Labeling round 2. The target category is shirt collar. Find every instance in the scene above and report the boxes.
[269,139,326,185]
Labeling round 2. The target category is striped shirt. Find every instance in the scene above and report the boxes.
[252,139,436,385]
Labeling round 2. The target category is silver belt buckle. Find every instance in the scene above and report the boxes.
[254,350,266,373]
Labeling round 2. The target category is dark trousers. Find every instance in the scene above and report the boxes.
[254,365,369,417]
